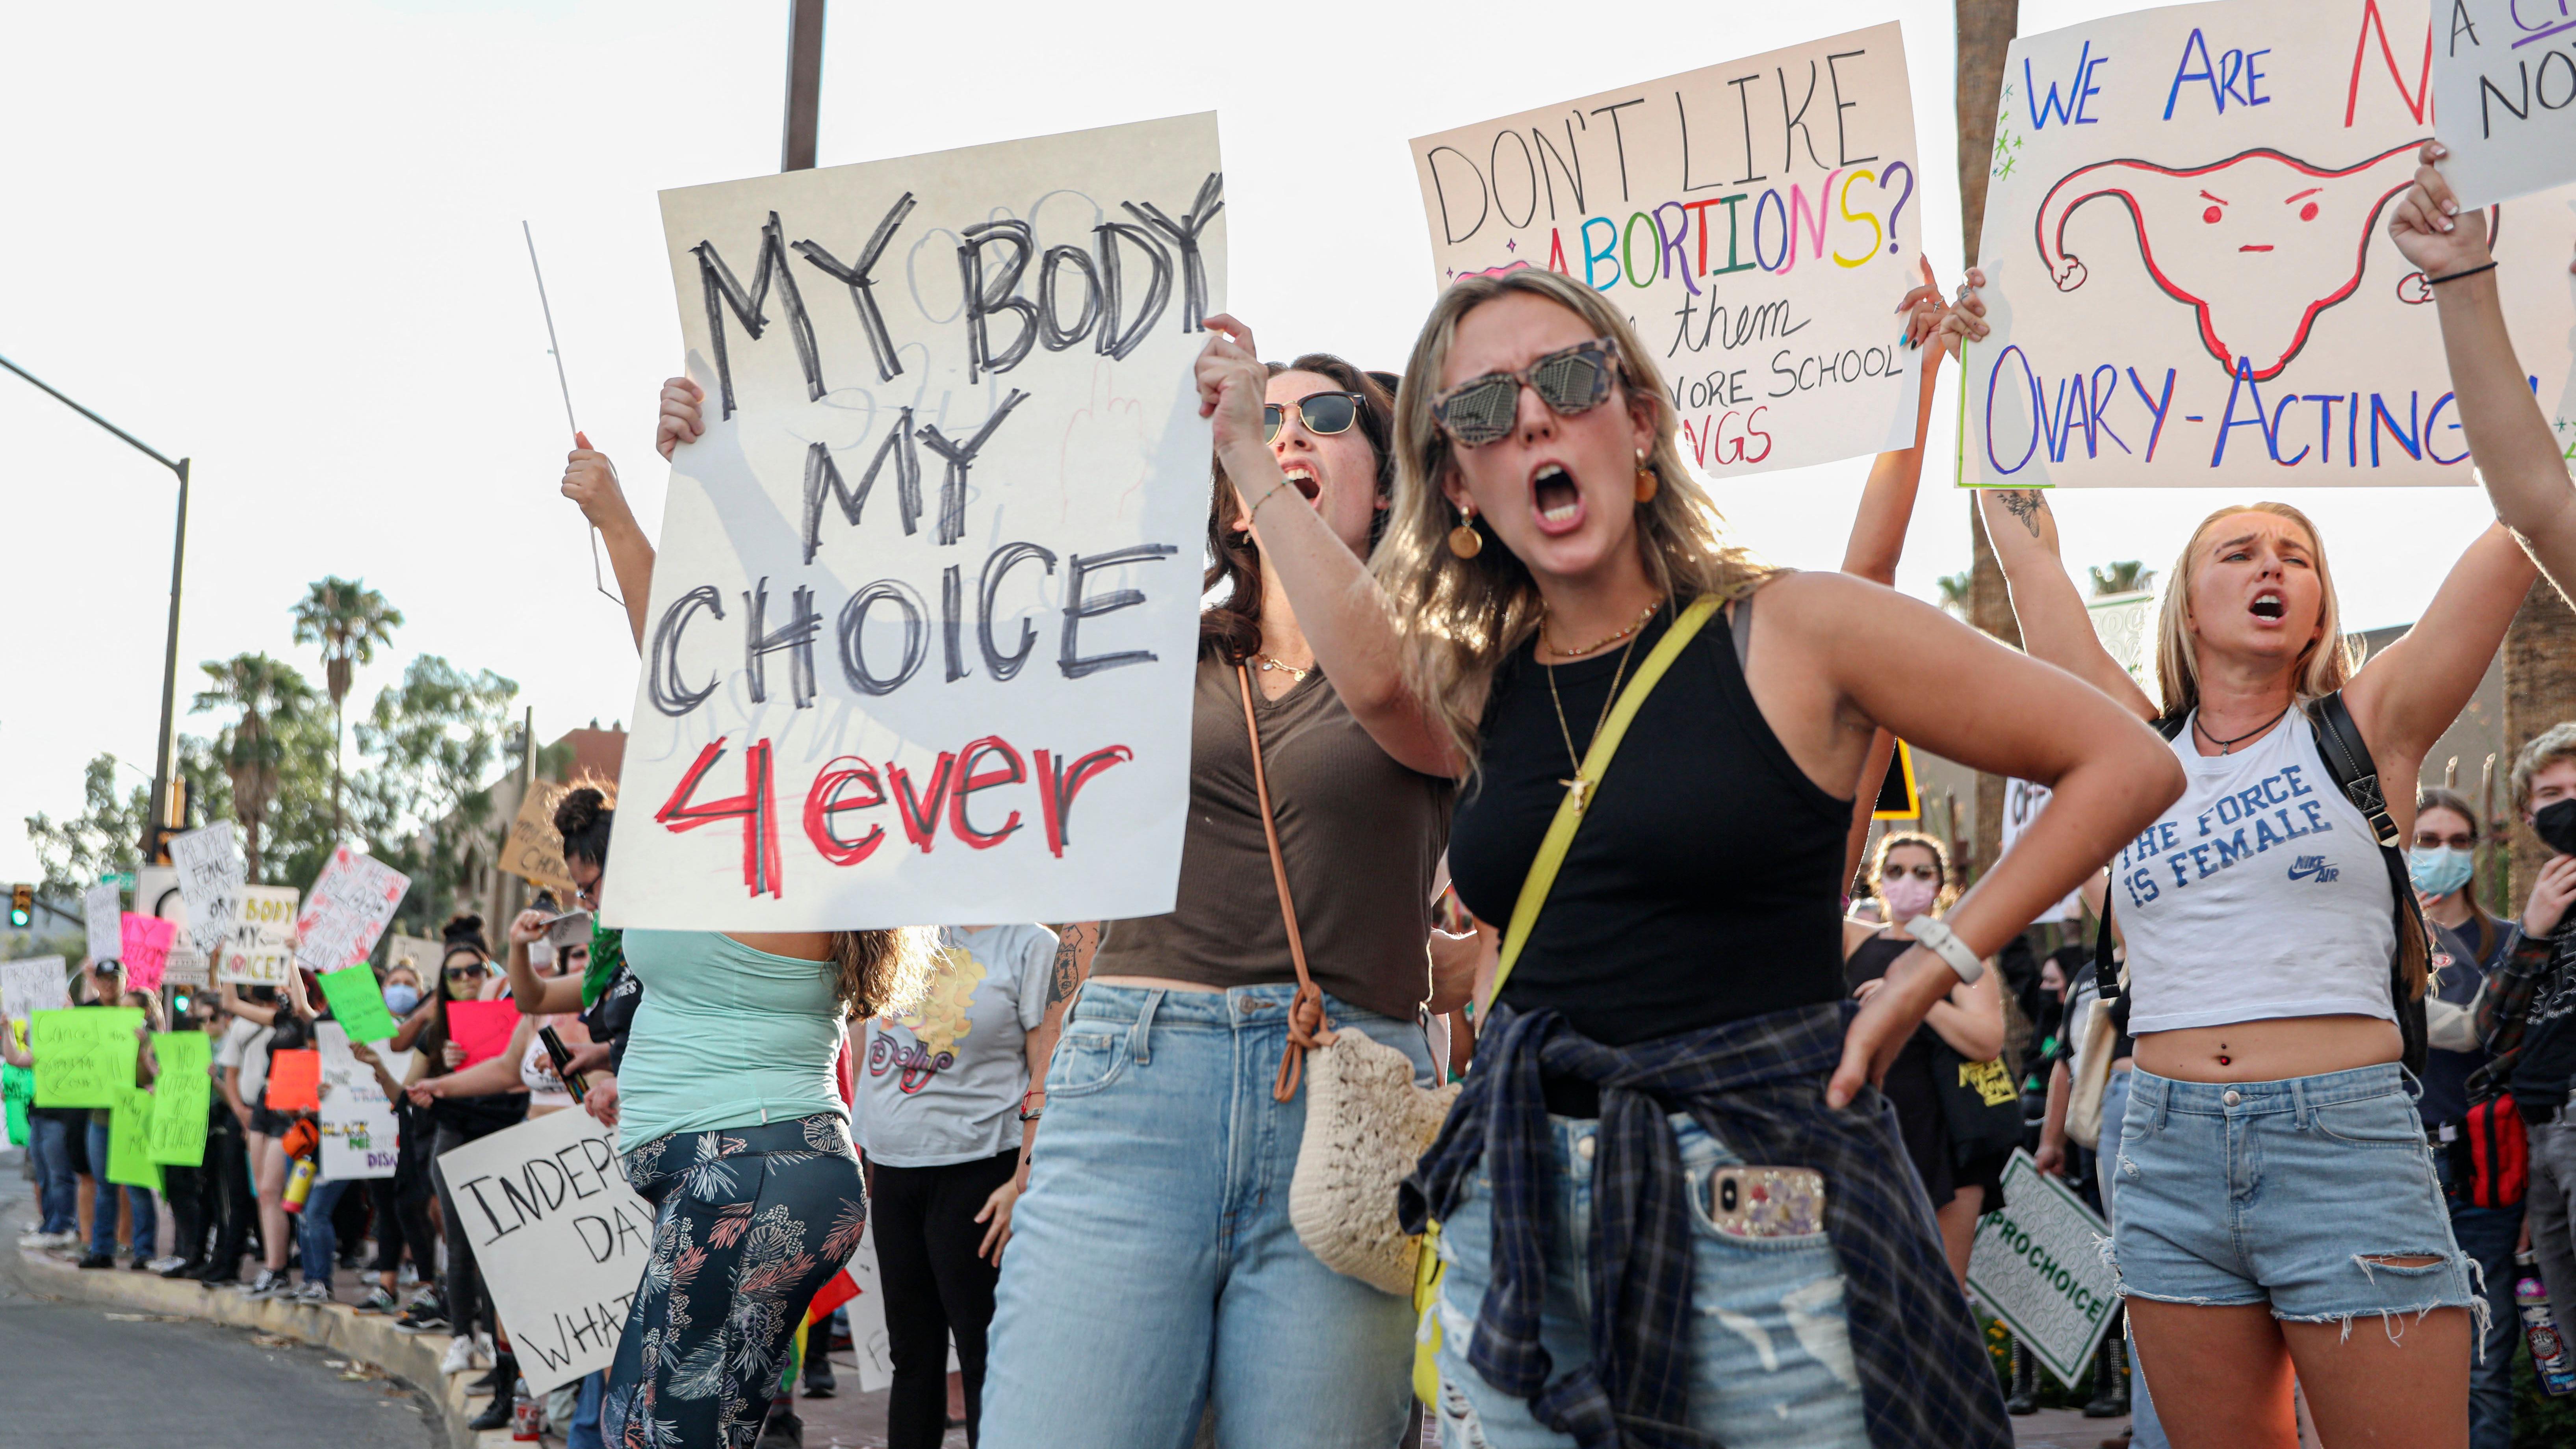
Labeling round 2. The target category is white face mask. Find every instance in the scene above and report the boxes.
[1879,875,1939,923]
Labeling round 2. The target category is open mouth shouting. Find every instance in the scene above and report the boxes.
[1531,462,1584,536]
[1281,462,1321,504]
[2249,588,2285,622]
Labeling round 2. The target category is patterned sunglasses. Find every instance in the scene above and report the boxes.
[1429,337,1621,447]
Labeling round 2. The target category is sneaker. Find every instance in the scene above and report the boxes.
[291,1281,334,1305]
[145,1254,186,1273]
[466,1393,516,1432]
[158,1258,202,1280]
[393,1307,451,1334]
[440,1336,484,1377]
[77,1252,113,1270]
[198,1268,241,1288]
[397,1263,419,1287]
[353,1286,401,1315]
[239,1269,289,1300]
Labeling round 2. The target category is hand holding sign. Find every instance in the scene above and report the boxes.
[2431,0,2576,209]
[316,965,402,1044]
[83,884,122,965]
[295,846,408,975]
[118,915,176,994]
[30,1008,145,1109]
[168,822,248,958]
[445,1000,519,1067]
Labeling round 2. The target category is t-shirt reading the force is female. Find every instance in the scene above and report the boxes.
[856,924,1056,1169]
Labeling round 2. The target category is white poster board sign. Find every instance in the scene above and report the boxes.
[1966,1149,2120,1388]
[316,1022,411,1181]
[1960,0,2576,487]
[134,866,208,988]
[83,883,122,965]
[0,957,69,1024]
[435,1107,655,1394]
[2000,779,2088,921]
[610,113,1221,930]
[2433,0,2576,208]
[1410,23,1926,476]
[168,822,247,959]
[294,846,408,975]
[219,885,301,986]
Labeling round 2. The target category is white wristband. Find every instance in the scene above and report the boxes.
[1905,917,1986,984]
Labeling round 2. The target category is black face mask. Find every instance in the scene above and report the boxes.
[2537,799,2576,857]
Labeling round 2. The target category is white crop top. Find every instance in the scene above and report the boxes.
[2114,710,2394,1033]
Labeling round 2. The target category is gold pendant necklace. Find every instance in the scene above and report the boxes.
[1545,626,1647,815]
[1252,653,1311,683]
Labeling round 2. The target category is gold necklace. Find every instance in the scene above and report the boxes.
[1544,625,1646,815]
[1252,653,1311,683]
[1541,600,1661,658]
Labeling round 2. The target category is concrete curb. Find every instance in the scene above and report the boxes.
[4,1245,518,1449]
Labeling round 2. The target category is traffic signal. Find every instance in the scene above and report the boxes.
[7,884,30,930]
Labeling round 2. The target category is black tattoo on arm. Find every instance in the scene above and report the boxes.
[1995,489,2049,539]
[1043,923,1095,1009]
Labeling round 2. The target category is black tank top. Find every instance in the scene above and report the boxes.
[1449,594,1852,1046]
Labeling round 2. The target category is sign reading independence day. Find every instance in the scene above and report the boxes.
[1960,0,2576,487]
[609,114,1219,930]
[1410,23,1927,477]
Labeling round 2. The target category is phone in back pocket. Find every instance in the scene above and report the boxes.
[1704,1166,1826,1239]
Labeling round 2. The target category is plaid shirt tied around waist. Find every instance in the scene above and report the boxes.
[1399,999,2010,1449]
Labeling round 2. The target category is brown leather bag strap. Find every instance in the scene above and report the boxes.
[1237,663,1331,1101]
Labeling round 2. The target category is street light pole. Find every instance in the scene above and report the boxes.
[783,0,824,172]
[0,351,192,862]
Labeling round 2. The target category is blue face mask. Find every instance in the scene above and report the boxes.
[2407,846,2475,899]
[382,983,421,1017]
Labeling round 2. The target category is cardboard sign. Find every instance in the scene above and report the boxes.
[317,1022,412,1181]
[218,884,301,985]
[445,999,520,1067]
[1959,0,2576,487]
[83,882,122,965]
[107,1085,162,1193]
[2433,0,2576,208]
[295,846,408,974]
[435,1107,658,1393]
[1411,23,1927,476]
[382,933,446,977]
[169,822,247,959]
[30,1007,144,1109]
[134,865,208,988]
[503,780,577,895]
[1967,1149,2120,1388]
[0,956,68,1024]
[119,914,176,994]
[147,1030,214,1167]
[610,112,1223,932]
[263,1047,321,1112]
[316,964,401,1043]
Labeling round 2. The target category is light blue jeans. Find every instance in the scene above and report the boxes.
[295,1177,352,1286]
[1429,1113,1867,1448]
[981,983,1434,1449]
[85,1119,156,1258]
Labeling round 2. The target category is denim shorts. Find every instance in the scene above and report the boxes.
[1429,1112,1867,1449]
[2107,1063,2483,1334]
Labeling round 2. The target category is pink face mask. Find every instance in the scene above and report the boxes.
[1879,876,1939,923]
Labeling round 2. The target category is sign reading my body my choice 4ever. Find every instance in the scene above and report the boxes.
[609,113,1221,931]
[1409,24,1927,477]
[1960,0,2576,488]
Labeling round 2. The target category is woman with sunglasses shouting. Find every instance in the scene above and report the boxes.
[1192,268,2181,1448]
[960,354,1472,1449]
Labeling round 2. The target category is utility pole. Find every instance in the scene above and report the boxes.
[0,353,192,863]
[782,0,826,172]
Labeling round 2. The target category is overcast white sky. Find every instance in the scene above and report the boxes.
[0,0,2510,883]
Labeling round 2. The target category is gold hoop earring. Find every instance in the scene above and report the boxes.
[1448,505,1484,560]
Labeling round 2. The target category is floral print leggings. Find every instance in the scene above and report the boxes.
[603,1114,866,1449]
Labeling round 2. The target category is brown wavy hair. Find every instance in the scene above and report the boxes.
[1201,353,1397,664]
[834,929,934,1020]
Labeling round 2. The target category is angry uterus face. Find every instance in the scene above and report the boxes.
[2032,143,2422,381]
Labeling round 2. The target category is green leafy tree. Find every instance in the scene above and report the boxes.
[353,656,519,930]
[26,742,233,896]
[290,577,403,841]
[193,653,318,881]
[1937,570,1973,617]
[2088,560,2157,597]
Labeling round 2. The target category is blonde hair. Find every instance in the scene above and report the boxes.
[1373,267,1774,768]
[2154,501,2357,722]
[1870,831,1960,917]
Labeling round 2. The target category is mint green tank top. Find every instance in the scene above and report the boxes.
[614,930,848,1153]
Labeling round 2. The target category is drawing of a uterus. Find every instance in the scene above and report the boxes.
[2032,143,2422,381]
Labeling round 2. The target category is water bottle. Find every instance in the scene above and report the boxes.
[2518,1251,2576,1397]
[282,1154,317,1215]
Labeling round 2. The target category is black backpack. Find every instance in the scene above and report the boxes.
[2100,691,2430,1074]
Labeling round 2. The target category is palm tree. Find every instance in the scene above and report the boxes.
[1958,0,2023,879]
[1936,570,1974,617]
[291,577,403,840]
[2089,560,2158,597]
[193,654,316,881]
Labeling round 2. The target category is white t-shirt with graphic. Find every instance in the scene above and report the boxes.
[854,924,1058,1169]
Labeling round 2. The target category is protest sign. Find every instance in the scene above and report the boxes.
[2432,0,2576,208]
[1967,1149,2119,1387]
[609,112,1222,932]
[1959,0,2576,488]
[446,999,519,1067]
[108,1086,162,1193]
[134,866,210,988]
[0,956,68,1024]
[295,846,408,974]
[2000,778,2086,921]
[382,933,444,977]
[317,1022,411,1180]
[31,1007,144,1109]
[503,780,577,895]
[84,882,122,964]
[168,822,247,959]
[263,1048,321,1112]
[218,883,300,985]
[1411,23,1928,477]
[317,964,401,1043]
[436,1107,657,1393]
[147,1030,213,1167]
[119,914,176,993]
[2,1063,29,1146]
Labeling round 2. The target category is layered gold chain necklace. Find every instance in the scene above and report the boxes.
[1540,601,1660,813]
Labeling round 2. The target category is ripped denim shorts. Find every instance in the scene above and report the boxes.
[2107,1063,2483,1337]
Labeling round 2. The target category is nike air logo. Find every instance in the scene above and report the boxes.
[2286,855,2340,883]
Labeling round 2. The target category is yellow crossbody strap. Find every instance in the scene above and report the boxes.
[1482,593,1722,1015]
